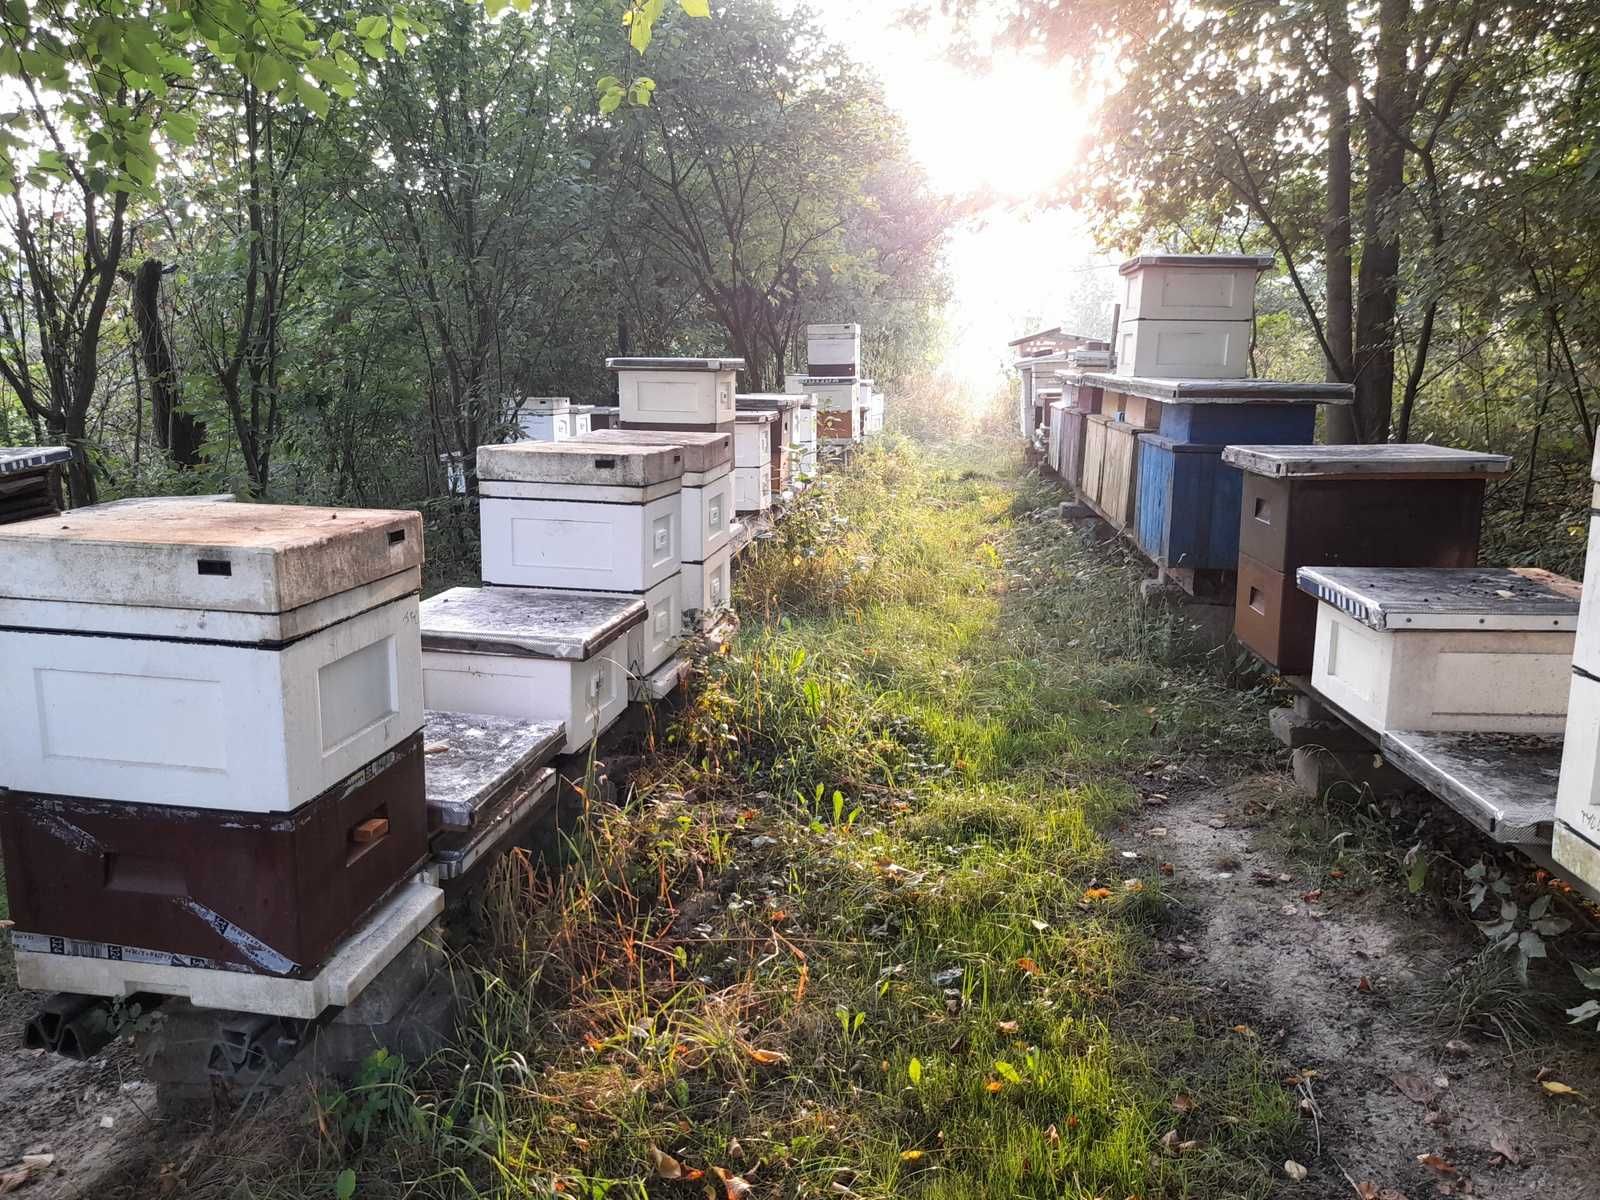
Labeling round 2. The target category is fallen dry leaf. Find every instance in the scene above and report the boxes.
[1417,1153,1458,1176]
[1082,887,1113,902]
[423,741,451,754]
[985,1080,1004,1093]
[1329,868,1346,879]
[1357,976,1373,993]
[1232,1024,1255,1037]
[727,1138,744,1162]
[17,1159,50,1173]
[713,1166,753,1199]
[1172,1093,1195,1114]
[996,1020,1019,1035]
[1489,1134,1520,1165]
[1390,1073,1433,1105]
[1159,1130,1180,1155]
[1284,1160,1308,1181]
[647,1146,683,1180]
[1541,1080,1579,1097]
[745,1046,788,1066]
[899,1149,926,1162]
[0,1170,30,1196]
[1017,957,1040,974]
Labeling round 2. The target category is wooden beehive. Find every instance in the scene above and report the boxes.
[0,446,70,525]
[607,356,742,428]
[806,323,862,377]
[1099,421,1143,530]
[1134,435,1242,570]
[570,428,733,563]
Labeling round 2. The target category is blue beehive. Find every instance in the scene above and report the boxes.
[1158,401,1316,444]
[1135,435,1243,570]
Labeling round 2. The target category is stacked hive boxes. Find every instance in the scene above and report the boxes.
[782,376,823,476]
[1555,448,1600,884]
[733,411,777,513]
[1223,445,1510,673]
[1,446,71,524]
[801,323,865,446]
[1115,254,1273,378]
[477,440,685,677]
[607,356,740,435]
[575,428,734,630]
[737,393,801,498]
[0,500,431,981]
[515,397,579,443]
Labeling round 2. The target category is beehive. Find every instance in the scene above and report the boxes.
[607,356,742,428]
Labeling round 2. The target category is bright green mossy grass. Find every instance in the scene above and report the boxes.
[236,438,1293,1199]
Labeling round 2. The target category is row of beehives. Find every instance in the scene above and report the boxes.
[0,332,888,1034]
[1016,253,1600,891]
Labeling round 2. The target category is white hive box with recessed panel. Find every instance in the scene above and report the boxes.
[682,542,733,629]
[419,587,643,754]
[0,500,424,813]
[1114,320,1254,378]
[1297,566,1579,735]
[1552,445,1600,888]
[735,464,773,513]
[1118,254,1276,322]
[571,428,733,563]
[515,397,573,443]
[477,441,683,594]
[607,356,742,428]
[806,323,861,377]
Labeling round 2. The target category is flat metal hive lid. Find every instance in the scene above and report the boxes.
[516,396,571,412]
[1083,373,1352,405]
[420,586,645,661]
[807,322,860,335]
[1223,443,1512,478]
[605,356,745,373]
[1296,566,1581,631]
[0,500,422,614]
[1118,253,1276,274]
[477,440,684,487]
[423,708,564,827]
[735,410,777,424]
[573,428,731,472]
[1380,729,1558,845]
[0,446,72,476]
[800,376,857,386]
[736,393,801,411]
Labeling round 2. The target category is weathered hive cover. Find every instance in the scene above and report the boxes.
[420,586,644,661]
[1082,374,1352,405]
[423,709,564,828]
[517,396,571,412]
[477,440,684,487]
[1223,443,1512,478]
[574,427,732,472]
[1296,566,1581,631]
[0,499,422,613]
[0,446,72,475]
[1118,253,1277,274]
[736,393,802,411]
[606,357,745,372]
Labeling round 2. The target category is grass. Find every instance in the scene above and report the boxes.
[196,436,1305,1198]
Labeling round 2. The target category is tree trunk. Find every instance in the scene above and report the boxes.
[1350,0,1408,444]
[1322,0,1358,442]
[131,258,206,467]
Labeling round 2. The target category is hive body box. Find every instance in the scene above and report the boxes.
[791,399,819,478]
[515,397,573,443]
[1224,444,1507,673]
[1135,436,1241,569]
[737,397,795,495]
[607,357,742,429]
[0,500,425,814]
[1047,400,1069,476]
[1,736,428,977]
[0,446,71,524]
[478,441,683,594]
[1114,255,1275,379]
[1298,567,1578,735]
[1058,374,1104,489]
[807,323,861,377]
[570,428,733,563]
[682,543,734,627]
[419,588,643,753]
[1098,422,1142,530]
[1555,451,1600,888]
[1081,413,1112,506]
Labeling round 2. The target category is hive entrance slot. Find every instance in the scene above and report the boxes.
[594,458,617,469]
[346,806,390,865]
[105,852,189,897]
[196,559,232,577]
[388,529,407,545]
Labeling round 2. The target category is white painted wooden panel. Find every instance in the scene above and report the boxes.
[806,323,861,372]
[480,494,679,592]
[791,406,817,448]
[515,411,572,442]
[809,380,860,413]
[0,596,422,812]
[1310,602,1573,733]
[1571,513,1600,675]
[734,419,772,468]
[618,572,683,676]
[1556,672,1600,890]
[680,477,732,562]
[1121,264,1258,322]
[1114,319,1252,378]
[618,369,736,425]
[682,544,733,627]
[734,466,772,513]
[420,638,629,754]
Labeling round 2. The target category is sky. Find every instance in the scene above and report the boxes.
[798,1,1124,389]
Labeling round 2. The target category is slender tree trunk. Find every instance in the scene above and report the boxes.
[131,258,205,467]
[1322,0,1358,442]
[1351,0,1408,444]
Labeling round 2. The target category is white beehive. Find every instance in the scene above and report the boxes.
[734,410,776,469]
[1118,254,1275,322]
[734,465,772,513]
[569,428,733,562]
[1114,319,1253,378]
[0,501,424,813]
[607,356,742,427]
[784,374,812,396]
[806,323,861,377]
[1298,566,1579,734]
[682,543,733,629]
[419,587,642,754]
[622,571,684,676]
[1553,444,1600,888]
[515,397,574,443]
[803,377,860,414]
[477,441,683,593]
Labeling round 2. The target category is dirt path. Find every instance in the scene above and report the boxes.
[1123,765,1600,1199]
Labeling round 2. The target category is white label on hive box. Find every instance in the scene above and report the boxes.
[317,635,400,752]
[511,516,614,572]
[39,668,227,771]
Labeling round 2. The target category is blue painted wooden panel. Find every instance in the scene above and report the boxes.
[1135,435,1244,570]
[1157,402,1317,444]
